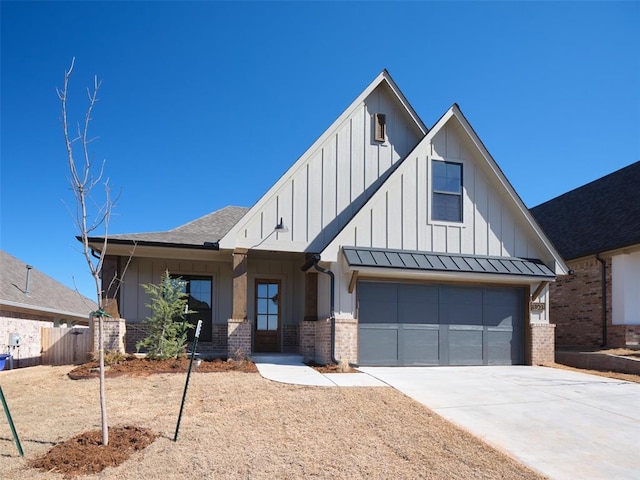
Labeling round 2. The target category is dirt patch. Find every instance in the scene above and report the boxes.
[29,426,156,477]
[0,365,544,479]
[597,347,640,359]
[68,355,257,379]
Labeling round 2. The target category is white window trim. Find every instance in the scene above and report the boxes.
[428,155,466,226]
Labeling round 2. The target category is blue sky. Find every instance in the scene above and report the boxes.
[1,1,638,301]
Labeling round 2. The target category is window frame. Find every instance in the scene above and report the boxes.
[169,273,213,342]
[431,158,464,223]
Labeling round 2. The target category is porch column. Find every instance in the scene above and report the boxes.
[304,272,318,321]
[101,255,121,318]
[232,248,248,319]
[228,248,251,358]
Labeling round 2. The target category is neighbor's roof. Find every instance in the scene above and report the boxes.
[92,205,249,248]
[530,161,640,260]
[343,247,555,279]
[0,250,97,320]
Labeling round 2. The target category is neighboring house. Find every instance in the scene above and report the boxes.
[531,161,640,348]
[88,70,567,366]
[0,250,95,367]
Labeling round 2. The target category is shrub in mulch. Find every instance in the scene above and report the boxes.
[29,425,156,477]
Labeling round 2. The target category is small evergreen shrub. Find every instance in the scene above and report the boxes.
[136,270,193,360]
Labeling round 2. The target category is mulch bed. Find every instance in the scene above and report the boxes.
[29,426,156,477]
[68,355,257,379]
[305,360,357,373]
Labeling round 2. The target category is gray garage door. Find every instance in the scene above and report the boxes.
[358,282,525,366]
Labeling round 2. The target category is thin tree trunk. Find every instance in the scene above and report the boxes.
[98,316,108,446]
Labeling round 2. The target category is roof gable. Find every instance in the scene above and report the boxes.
[219,70,427,252]
[321,105,567,275]
[0,250,97,319]
[530,161,640,260]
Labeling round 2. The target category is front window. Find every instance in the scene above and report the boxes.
[171,274,213,343]
[432,160,463,222]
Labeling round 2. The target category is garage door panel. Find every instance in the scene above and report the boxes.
[486,329,515,365]
[440,302,483,326]
[448,325,483,365]
[402,325,439,365]
[359,324,398,366]
[358,283,398,324]
[398,285,439,324]
[483,288,522,328]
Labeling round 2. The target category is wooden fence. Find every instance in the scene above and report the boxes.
[41,327,91,365]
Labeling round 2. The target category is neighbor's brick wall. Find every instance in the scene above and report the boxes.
[608,325,640,346]
[549,255,639,347]
[228,318,252,358]
[529,323,556,365]
[0,312,50,367]
[550,256,611,347]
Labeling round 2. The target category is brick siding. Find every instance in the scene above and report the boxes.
[529,323,556,365]
[549,255,638,347]
[282,324,298,353]
[299,321,316,360]
[227,319,252,359]
[0,312,51,367]
[91,317,126,353]
[334,318,357,364]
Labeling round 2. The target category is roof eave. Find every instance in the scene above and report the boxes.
[345,265,555,284]
[0,300,92,324]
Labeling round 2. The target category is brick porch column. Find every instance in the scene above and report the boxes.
[228,248,250,358]
[529,323,556,365]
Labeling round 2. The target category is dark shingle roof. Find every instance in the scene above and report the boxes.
[0,250,98,318]
[343,247,555,279]
[106,205,249,246]
[530,161,640,260]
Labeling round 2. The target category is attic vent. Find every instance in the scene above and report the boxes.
[374,113,386,142]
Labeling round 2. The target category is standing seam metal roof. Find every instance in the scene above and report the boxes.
[342,247,555,278]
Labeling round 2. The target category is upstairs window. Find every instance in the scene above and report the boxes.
[374,113,386,142]
[432,160,463,222]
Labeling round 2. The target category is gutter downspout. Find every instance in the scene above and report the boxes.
[595,253,607,347]
[301,254,340,365]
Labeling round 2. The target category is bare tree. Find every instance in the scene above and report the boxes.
[58,57,112,446]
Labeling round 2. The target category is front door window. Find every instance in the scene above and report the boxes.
[254,280,280,352]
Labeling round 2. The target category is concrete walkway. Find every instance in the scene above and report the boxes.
[251,354,386,387]
[359,366,640,480]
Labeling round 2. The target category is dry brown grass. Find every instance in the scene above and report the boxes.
[545,362,640,383]
[0,366,545,479]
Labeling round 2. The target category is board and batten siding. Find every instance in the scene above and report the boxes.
[119,258,233,325]
[322,117,553,267]
[225,82,424,253]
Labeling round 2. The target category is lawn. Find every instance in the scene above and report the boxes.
[0,365,545,479]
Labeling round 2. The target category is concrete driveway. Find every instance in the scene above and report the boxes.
[359,366,640,480]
